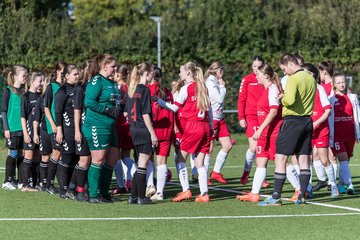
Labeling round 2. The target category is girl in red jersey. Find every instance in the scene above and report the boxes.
[148,67,174,201]
[170,79,188,176]
[301,64,338,198]
[113,64,135,194]
[154,62,213,203]
[204,62,232,184]
[236,64,283,202]
[318,61,335,96]
[315,61,338,190]
[238,56,267,186]
[329,73,360,195]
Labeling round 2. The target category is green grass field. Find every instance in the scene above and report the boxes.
[1,133,360,240]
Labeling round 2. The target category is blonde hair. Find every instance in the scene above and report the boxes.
[204,61,223,80]
[27,72,45,90]
[258,64,283,93]
[128,63,153,98]
[79,60,93,84]
[7,65,27,93]
[42,75,51,95]
[183,62,209,111]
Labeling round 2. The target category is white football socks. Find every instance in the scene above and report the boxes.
[244,149,255,172]
[251,167,266,194]
[286,164,300,190]
[176,162,189,192]
[197,167,208,195]
[213,150,228,173]
[146,160,155,187]
[324,164,336,186]
[313,160,326,181]
[156,164,167,195]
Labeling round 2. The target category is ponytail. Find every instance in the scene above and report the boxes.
[88,54,116,78]
[128,65,140,98]
[7,65,27,94]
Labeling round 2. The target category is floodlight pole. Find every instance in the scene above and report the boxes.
[150,16,162,69]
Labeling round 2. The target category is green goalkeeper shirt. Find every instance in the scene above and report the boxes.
[83,74,120,134]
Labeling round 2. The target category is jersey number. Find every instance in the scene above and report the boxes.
[198,110,205,120]
[131,102,137,122]
[334,142,340,151]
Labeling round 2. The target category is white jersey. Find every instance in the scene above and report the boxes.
[205,75,226,120]
[281,75,288,90]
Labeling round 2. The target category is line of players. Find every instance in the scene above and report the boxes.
[1,56,233,204]
[2,53,358,204]
[236,53,359,204]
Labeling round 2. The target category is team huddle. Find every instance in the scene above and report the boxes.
[1,53,358,205]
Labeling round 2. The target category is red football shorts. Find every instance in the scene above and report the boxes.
[245,116,259,138]
[181,121,211,154]
[156,140,172,157]
[256,135,276,161]
[331,141,355,158]
[212,118,230,140]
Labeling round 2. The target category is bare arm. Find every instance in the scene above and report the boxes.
[253,108,278,141]
[21,117,31,144]
[44,107,57,133]
[33,120,40,144]
[313,109,331,129]
[143,113,158,147]
[74,109,82,143]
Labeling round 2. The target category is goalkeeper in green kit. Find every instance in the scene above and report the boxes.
[83,54,122,203]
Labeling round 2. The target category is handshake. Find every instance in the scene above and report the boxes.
[104,106,122,118]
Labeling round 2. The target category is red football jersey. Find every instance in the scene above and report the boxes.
[321,82,333,96]
[238,72,264,120]
[256,83,282,137]
[150,83,174,141]
[174,81,209,122]
[333,93,355,142]
[312,85,331,138]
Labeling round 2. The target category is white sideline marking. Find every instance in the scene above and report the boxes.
[0,213,359,221]
[167,182,360,213]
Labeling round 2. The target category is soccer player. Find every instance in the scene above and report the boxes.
[149,67,174,201]
[83,54,121,203]
[259,53,316,206]
[313,61,337,190]
[20,72,44,192]
[43,61,65,194]
[236,64,283,202]
[154,62,213,203]
[72,60,92,201]
[113,64,135,195]
[238,56,268,186]
[33,76,52,191]
[126,63,157,205]
[302,63,338,198]
[329,72,360,194]
[2,65,27,190]
[55,64,80,198]
[318,61,336,96]
[204,61,232,184]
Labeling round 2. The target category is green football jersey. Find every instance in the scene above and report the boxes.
[83,74,120,134]
[7,86,22,132]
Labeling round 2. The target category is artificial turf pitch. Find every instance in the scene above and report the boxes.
[0,134,360,240]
